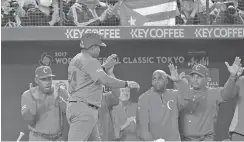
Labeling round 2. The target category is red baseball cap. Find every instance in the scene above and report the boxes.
[80,32,106,49]
[190,64,209,77]
[35,66,55,79]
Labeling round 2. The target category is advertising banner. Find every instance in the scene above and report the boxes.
[2,26,244,41]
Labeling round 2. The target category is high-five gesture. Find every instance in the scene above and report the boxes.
[127,81,140,91]
[102,54,119,71]
[225,57,242,77]
[167,64,180,81]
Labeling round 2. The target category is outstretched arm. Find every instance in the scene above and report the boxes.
[220,57,243,101]
[167,64,192,108]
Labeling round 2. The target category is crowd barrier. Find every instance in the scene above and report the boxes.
[1,26,244,141]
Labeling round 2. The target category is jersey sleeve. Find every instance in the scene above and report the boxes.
[112,107,123,139]
[137,93,154,141]
[83,59,104,82]
[236,76,244,87]
[21,90,36,115]
[236,76,244,97]
[58,88,69,113]
[137,94,150,131]
[59,88,69,102]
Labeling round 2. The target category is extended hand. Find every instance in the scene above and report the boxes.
[167,63,180,81]
[127,81,140,91]
[102,54,119,71]
[225,57,242,77]
[128,116,136,123]
[105,5,114,18]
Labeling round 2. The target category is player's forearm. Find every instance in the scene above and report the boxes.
[22,110,36,126]
[121,122,129,131]
[174,80,192,99]
[137,109,152,140]
[114,128,121,139]
[99,74,126,88]
[107,73,122,97]
[221,75,238,101]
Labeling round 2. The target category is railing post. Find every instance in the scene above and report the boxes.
[206,0,210,25]
[59,0,64,26]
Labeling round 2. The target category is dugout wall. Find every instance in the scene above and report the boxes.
[1,27,244,141]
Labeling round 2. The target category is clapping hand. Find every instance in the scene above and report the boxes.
[54,81,68,103]
[122,116,136,130]
[105,4,114,18]
[29,83,42,101]
[99,5,114,21]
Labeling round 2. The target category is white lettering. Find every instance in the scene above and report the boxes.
[157,56,185,64]
[213,28,244,38]
[179,56,185,63]
[55,58,72,64]
[202,28,208,38]
[220,28,227,37]
[188,57,209,67]
[131,28,185,39]
[122,57,155,64]
[195,28,202,38]
[65,29,121,39]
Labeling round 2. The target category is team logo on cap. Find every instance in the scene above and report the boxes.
[43,67,49,73]
[195,65,201,70]
[39,53,53,66]
[80,40,84,48]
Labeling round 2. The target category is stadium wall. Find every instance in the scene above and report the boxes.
[2,38,244,141]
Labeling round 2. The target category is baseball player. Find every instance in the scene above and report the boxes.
[98,65,120,141]
[66,32,140,141]
[21,66,69,141]
[178,57,242,141]
[137,65,192,141]
[229,67,244,141]
[112,87,137,141]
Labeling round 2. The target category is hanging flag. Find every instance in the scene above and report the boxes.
[119,0,177,26]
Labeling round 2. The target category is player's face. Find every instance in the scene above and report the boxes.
[181,0,194,12]
[152,73,167,92]
[37,76,53,93]
[91,45,101,58]
[191,74,207,89]
[119,88,130,102]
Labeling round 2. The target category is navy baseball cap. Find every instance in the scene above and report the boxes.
[80,32,106,49]
[35,66,55,79]
[190,64,209,77]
